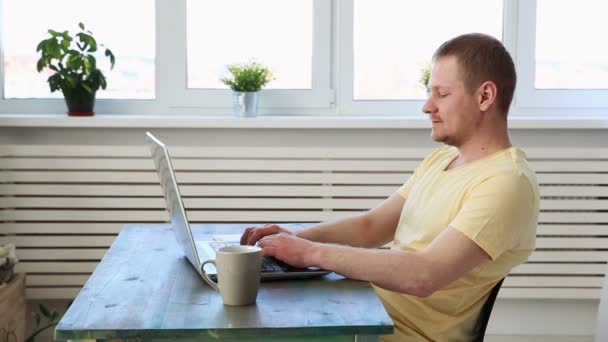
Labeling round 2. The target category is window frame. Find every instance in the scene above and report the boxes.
[336,0,421,116]
[338,0,515,117]
[0,0,164,115]
[166,0,334,115]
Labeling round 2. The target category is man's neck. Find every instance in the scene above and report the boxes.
[450,126,512,168]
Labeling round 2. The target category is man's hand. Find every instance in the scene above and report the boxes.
[240,224,295,246]
[257,233,321,268]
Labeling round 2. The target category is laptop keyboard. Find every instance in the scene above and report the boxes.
[209,242,287,273]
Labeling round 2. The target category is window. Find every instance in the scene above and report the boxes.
[340,0,504,115]
[1,0,155,100]
[535,0,608,89]
[515,0,608,111]
[1,0,607,116]
[187,0,312,90]
[169,0,332,113]
[352,0,503,101]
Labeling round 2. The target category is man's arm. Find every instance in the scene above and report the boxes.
[298,192,405,247]
[243,192,405,248]
[258,226,489,298]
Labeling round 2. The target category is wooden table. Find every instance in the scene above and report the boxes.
[55,224,393,341]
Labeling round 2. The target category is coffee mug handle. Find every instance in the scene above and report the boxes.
[200,260,219,291]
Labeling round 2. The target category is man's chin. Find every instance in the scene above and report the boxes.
[430,131,444,143]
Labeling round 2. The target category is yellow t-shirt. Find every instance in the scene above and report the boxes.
[374,145,539,342]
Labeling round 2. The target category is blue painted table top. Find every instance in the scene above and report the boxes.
[55,224,393,341]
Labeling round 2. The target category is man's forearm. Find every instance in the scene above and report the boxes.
[311,243,434,297]
[296,214,387,248]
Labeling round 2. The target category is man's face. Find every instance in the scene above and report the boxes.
[422,56,480,146]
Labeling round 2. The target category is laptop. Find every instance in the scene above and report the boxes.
[145,132,331,280]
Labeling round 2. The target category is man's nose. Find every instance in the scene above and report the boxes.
[422,96,434,115]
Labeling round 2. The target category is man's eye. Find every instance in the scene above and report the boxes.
[439,93,448,98]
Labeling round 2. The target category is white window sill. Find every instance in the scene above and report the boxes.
[0,114,607,129]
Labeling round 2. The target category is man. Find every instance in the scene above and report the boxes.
[241,33,539,341]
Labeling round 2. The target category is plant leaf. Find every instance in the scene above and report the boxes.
[35,39,46,52]
[79,22,85,30]
[67,54,82,71]
[64,73,78,89]
[36,59,45,72]
[47,39,62,59]
[48,74,62,93]
[77,32,97,53]
[83,57,92,75]
[99,74,107,90]
[32,311,41,326]
[39,303,51,318]
[87,54,97,70]
[82,83,93,94]
[60,37,71,52]
[50,310,59,323]
[105,49,115,69]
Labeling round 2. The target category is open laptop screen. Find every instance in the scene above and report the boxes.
[145,132,201,271]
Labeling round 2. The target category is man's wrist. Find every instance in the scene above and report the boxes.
[295,229,310,240]
[294,230,303,239]
[309,242,326,268]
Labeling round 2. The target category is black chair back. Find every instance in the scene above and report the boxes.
[473,278,505,342]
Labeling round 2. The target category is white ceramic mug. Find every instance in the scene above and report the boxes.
[201,245,262,306]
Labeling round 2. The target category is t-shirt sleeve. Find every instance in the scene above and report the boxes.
[449,171,538,261]
[397,146,448,199]
[396,168,420,199]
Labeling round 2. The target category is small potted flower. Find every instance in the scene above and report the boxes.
[419,62,431,95]
[220,60,274,117]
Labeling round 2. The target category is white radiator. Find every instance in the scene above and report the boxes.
[1,145,607,299]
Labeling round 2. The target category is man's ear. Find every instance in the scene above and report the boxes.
[478,81,498,112]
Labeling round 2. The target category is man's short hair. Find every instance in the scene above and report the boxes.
[433,33,517,116]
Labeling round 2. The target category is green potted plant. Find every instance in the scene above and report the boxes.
[26,303,61,342]
[36,22,115,116]
[220,60,274,117]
